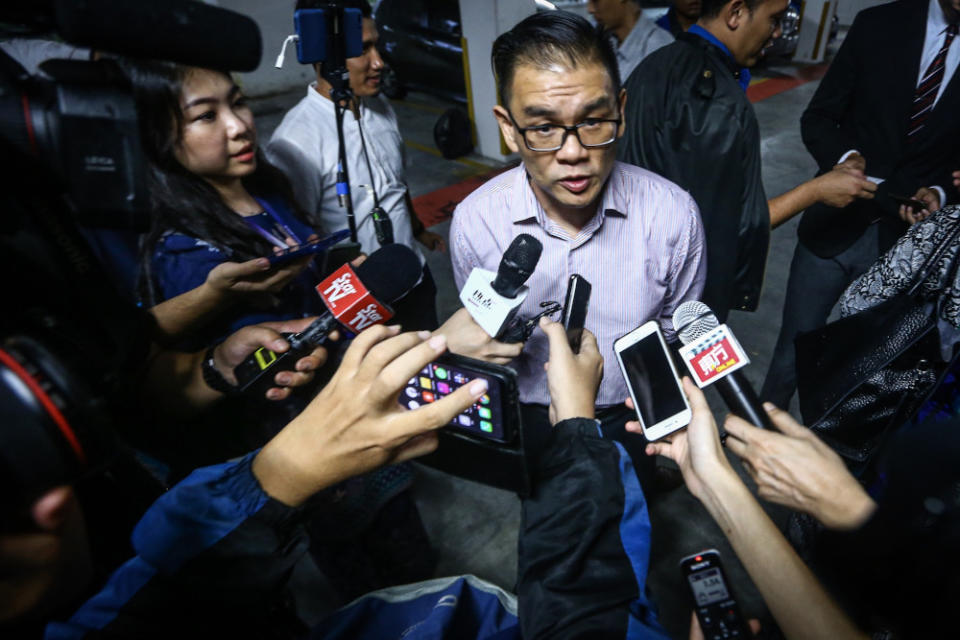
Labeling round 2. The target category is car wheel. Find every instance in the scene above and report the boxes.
[381,65,407,100]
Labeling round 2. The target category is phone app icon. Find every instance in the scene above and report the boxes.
[480,394,490,405]
[421,391,435,403]
[457,415,473,427]
[404,387,418,398]
[452,372,469,385]
[433,366,448,380]
[419,377,433,390]
[436,381,451,394]
[478,407,492,420]
[407,400,420,409]
[421,365,431,376]
[408,377,417,386]
[480,421,493,433]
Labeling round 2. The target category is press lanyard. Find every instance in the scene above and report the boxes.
[246,197,303,248]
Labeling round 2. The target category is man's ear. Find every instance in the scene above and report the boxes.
[493,105,521,154]
[616,88,627,140]
[725,0,747,30]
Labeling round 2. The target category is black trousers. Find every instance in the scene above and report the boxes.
[520,403,656,489]
[761,224,880,408]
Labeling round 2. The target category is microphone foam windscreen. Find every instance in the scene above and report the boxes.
[491,233,543,297]
[354,244,422,303]
[673,300,719,345]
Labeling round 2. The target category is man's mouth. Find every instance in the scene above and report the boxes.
[559,176,591,194]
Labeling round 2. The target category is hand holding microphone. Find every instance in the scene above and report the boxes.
[672,301,774,430]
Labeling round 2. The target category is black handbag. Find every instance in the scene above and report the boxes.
[796,223,960,463]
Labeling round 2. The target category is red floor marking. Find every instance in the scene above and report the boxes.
[414,63,829,227]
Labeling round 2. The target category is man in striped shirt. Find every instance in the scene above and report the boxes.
[450,11,706,476]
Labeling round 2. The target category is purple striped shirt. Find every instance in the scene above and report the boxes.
[451,161,706,407]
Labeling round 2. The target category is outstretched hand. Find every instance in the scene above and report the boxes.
[540,316,602,425]
[252,325,488,506]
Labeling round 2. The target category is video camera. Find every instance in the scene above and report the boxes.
[0,0,262,508]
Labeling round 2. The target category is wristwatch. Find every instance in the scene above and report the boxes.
[202,346,237,394]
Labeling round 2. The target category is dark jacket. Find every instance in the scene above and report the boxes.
[618,33,769,317]
[798,0,960,259]
[47,420,669,639]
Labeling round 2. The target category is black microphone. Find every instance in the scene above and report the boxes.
[459,233,543,338]
[233,244,422,396]
[672,301,774,430]
[53,0,263,72]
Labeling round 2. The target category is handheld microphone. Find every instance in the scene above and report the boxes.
[459,234,543,338]
[233,244,422,395]
[672,301,774,430]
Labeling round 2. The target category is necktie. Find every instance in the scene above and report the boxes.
[907,22,959,141]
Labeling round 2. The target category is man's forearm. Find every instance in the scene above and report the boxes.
[699,467,868,640]
[768,180,819,228]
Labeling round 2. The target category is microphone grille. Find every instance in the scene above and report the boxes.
[673,300,719,345]
[503,234,543,273]
[354,244,422,303]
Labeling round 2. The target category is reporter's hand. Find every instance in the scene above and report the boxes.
[540,317,602,425]
[723,404,877,530]
[688,612,761,639]
[636,378,734,501]
[0,488,92,623]
[252,325,489,506]
[205,255,312,298]
[952,169,960,192]
[214,318,335,401]
[815,166,876,208]
[438,307,524,365]
[835,152,866,174]
[898,186,939,225]
[416,230,447,253]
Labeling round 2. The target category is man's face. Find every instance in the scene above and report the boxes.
[346,18,384,97]
[494,61,625,219]
[939,0,960,23]
[734,0,789,67]
[674,0,702,21]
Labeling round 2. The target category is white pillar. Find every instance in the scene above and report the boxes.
[794,0,836,63]
[457,0,537,162]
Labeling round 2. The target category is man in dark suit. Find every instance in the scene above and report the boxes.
[762,0,960,408]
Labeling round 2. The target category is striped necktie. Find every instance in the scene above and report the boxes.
[907,22,959,141]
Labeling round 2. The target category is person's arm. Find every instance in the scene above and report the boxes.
[800,15,864,172]
[642,380,869,640]
[149,257,314,344]
[404,190,446,252]
[139,317,331,416]
[517,320,670,639]
[769,167,877,228]
[48,328,485,638]
[660,193,706,341]
[435,307,523,365]
[722,405,877,530]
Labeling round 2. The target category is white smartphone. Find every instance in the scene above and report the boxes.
[614,320,691,441]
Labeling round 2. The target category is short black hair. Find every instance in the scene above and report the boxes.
[492,11,620,108]
[699,0,764,19]
[294,0,372,19]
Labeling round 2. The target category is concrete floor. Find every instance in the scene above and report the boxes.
[253,62,825,637]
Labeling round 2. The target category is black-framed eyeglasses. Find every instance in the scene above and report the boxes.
[507,111,621,152]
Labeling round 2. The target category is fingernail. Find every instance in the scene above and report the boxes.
[267,389,281,400]
[384,324,401,333]
[273,340,287,350]
[762,402,776,411]
[277,374,291,385]
[428,334,446,351]
[469,378,488,396]
[257,258,270,268]
[417,330,432,340]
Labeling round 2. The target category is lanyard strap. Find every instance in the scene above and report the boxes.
[245,197,304,248]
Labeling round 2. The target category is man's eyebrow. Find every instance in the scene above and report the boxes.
[522,105,557,118]
[581,96,614,114]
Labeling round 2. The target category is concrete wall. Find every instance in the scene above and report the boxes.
[834,0,891,26]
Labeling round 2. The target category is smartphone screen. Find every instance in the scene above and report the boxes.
[619,332,687,429]
[562,275,591,353]
[400,362,506,442]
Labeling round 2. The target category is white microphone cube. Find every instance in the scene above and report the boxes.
[459,268,530,338]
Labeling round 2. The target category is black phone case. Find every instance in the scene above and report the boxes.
[416,353,530,495]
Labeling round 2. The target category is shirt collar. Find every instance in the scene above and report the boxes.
[687,24,751,91]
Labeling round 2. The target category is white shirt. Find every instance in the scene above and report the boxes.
[919,0,960,107]
[611,12,674,83]
[266,84,423,262]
